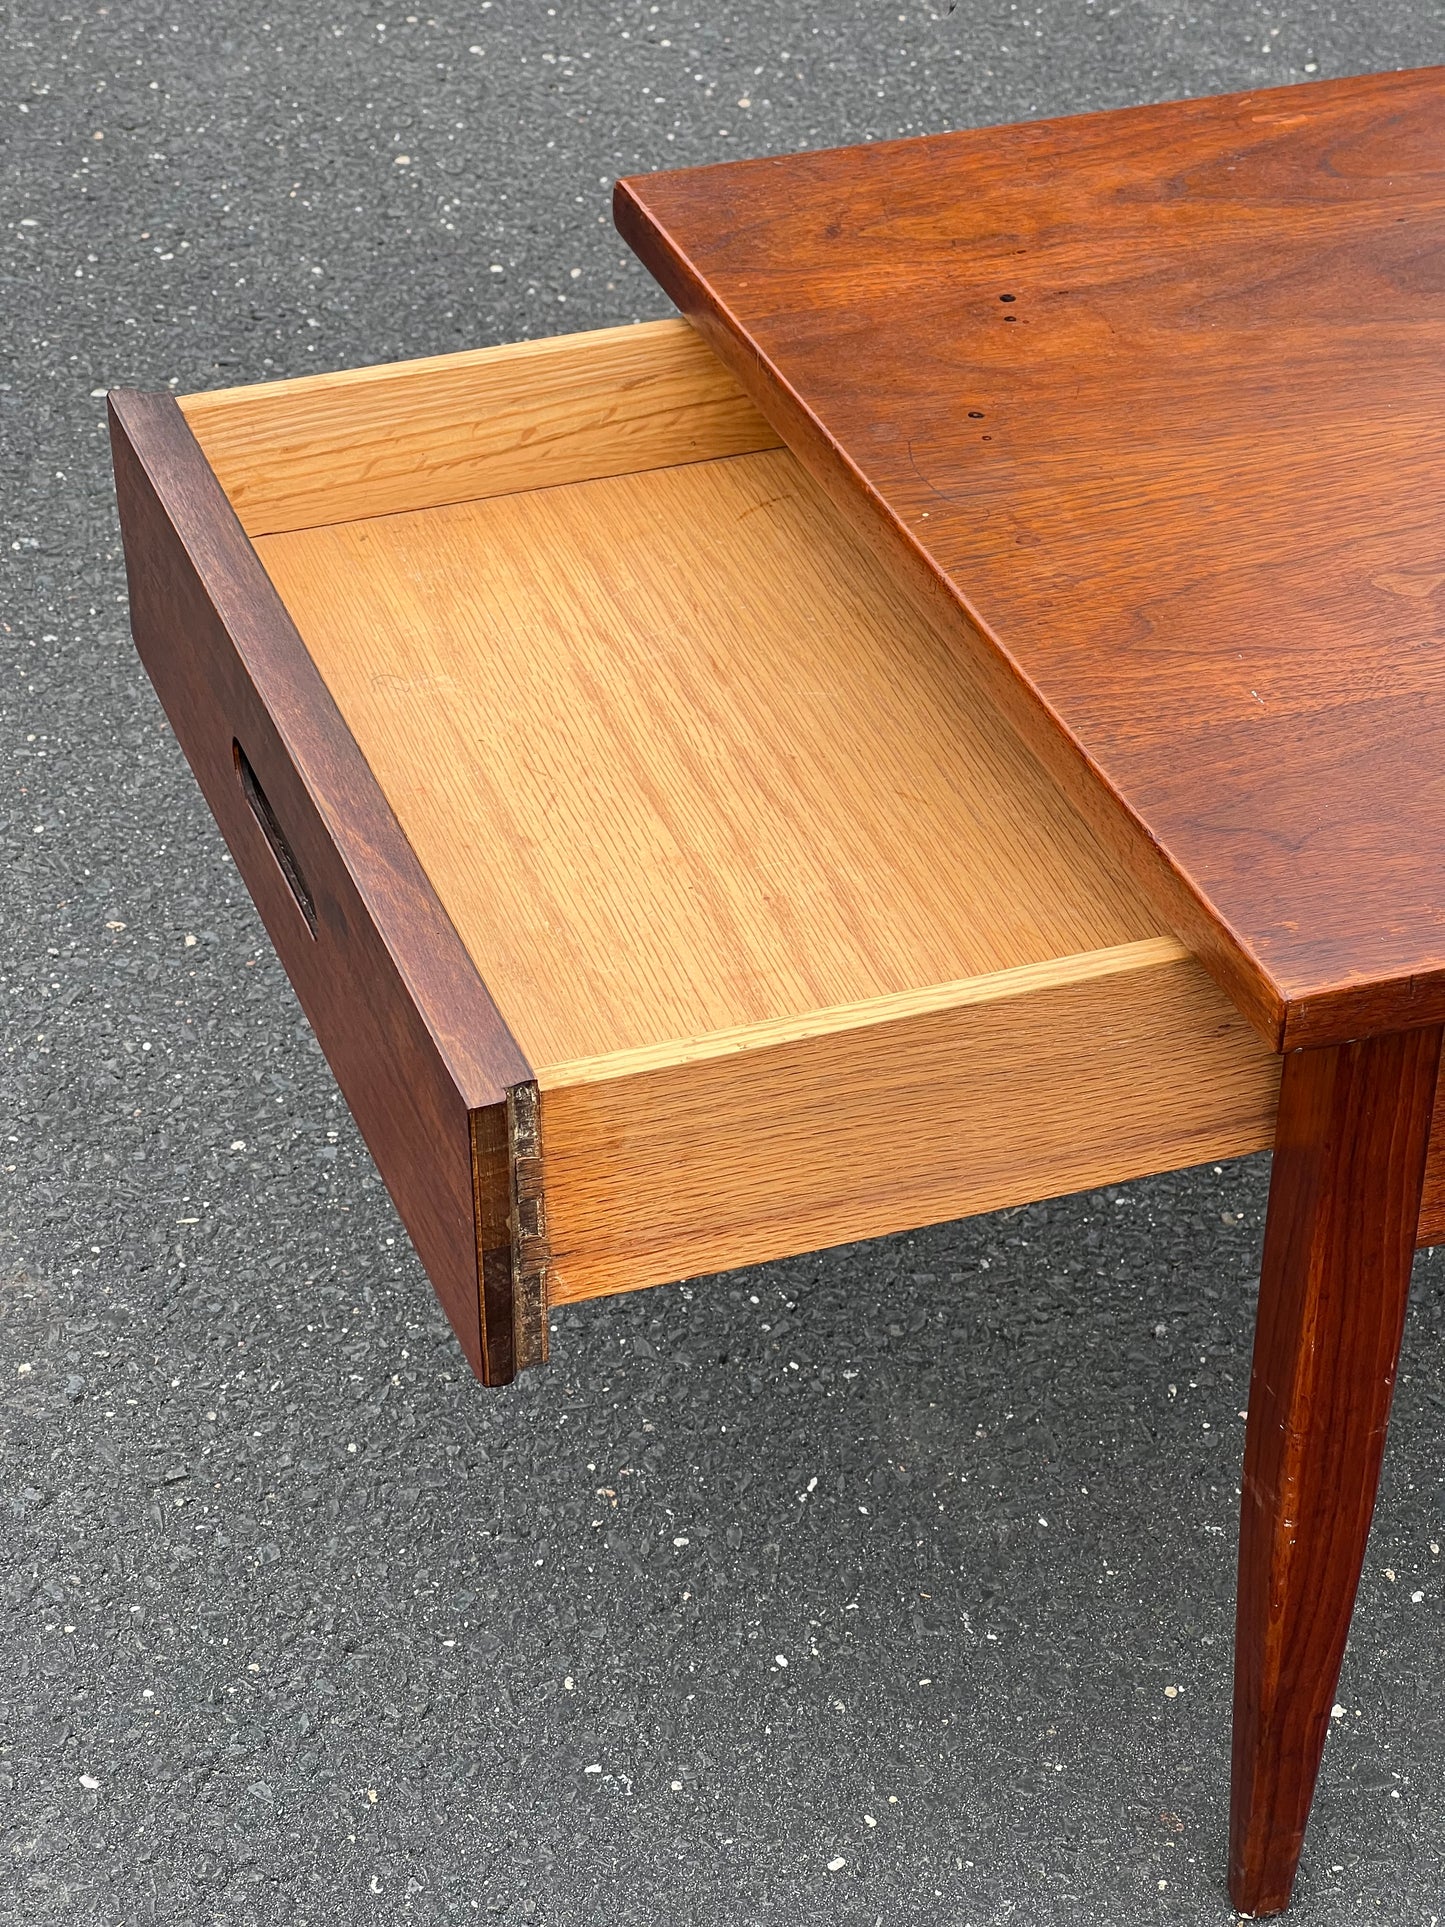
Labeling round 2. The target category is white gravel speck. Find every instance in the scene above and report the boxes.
[827,1856,846,1872]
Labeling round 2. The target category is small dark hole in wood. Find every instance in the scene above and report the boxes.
[999,292,1017,302]
[967,410,985,419]
[233,740,317,937]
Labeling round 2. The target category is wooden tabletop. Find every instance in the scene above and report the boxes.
[617,68,1445,1052]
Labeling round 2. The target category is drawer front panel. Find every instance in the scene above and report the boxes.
[110,391,532,1383]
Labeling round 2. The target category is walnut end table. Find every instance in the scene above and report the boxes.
[617,66,1445,1912]
[109,65,1443,1915]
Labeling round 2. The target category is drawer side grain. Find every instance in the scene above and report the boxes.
[541,946,1282,1303]
[179,318,783,538]
[109,389,537,1384]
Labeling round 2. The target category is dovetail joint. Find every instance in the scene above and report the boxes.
[506,1081,550,1372]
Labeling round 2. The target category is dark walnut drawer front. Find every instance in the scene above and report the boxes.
[111,317,1314,1385]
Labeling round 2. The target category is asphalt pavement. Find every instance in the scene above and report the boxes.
[5,3,1445,1922]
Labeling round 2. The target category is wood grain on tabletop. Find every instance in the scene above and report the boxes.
[1230,1023,1441,1914]
[255,444,1163,1073]
[615,67,1445,1052]
[179,317,781,538]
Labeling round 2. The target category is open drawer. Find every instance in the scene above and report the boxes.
[110,317,1284,1384]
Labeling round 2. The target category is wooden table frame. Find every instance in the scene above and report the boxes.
[1229,1029,1438,1908]
[110,66,1443,1911]
[616,69,1445,1911]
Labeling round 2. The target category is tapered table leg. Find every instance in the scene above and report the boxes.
[1228,1025,1440,1915]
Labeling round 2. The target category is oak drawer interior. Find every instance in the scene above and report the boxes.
[176,318,1281,1310]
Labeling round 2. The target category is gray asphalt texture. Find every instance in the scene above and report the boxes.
[5,4,1445,1923]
